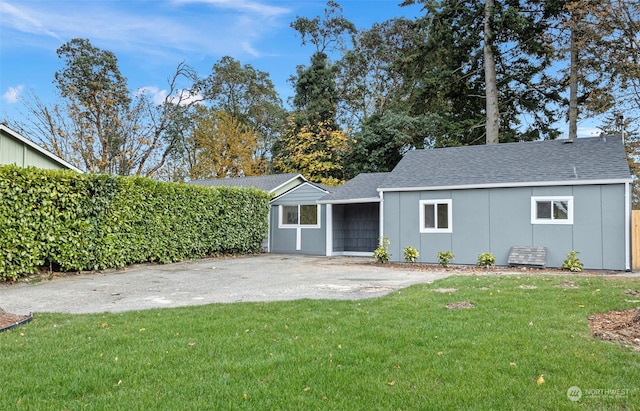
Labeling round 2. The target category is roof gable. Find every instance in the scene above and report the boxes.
[0,124,83,173]
[379,136,632,191]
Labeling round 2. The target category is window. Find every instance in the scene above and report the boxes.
[419,199,452,233]
[280,204,319,227]
[531,196,573,224]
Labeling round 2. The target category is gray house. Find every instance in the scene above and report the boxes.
[0,124,82,172]
[190,173,329,254]
[320,135,632,270]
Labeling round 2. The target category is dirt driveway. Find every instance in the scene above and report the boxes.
[0,254,454,315]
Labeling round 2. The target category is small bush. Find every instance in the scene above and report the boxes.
[437,251,454,268]
[373,237,391,263]
[562,251,584,272]
[403,246,419,263]
[477,252,495,268]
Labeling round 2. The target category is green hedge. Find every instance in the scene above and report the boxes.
[0,166,271,281]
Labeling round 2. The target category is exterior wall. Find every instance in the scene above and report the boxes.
[0,131,67,170]
[383,184,627,270]
[269,183,327,255]
[332,203,379,252]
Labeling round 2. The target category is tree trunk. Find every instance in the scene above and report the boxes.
[484,0,500,144]
[568,24,579,140]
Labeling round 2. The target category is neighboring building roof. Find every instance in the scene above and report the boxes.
[190,173,306,195]
[0,124,83,173]
[379,135,632,192]
[318,172,391,204]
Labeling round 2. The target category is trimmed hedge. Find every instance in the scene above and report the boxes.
[0,165,271,281]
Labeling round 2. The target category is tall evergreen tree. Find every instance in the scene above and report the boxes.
[401,0,562,145]
[273,1,354,182]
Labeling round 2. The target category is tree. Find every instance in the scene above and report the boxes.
[290,0,355,54]
[189,107,259,180]
[400,0,562,145]
[19,39,202,177]
[484,0,500,144]
[273,1,354,181]
[54,38,131,174]
[272,118,348,186]
[204,56,287,174]
[335,17,419,130]
[291,52,339,128]
[345,111,439,176]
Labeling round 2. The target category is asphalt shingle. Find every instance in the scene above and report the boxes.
[190,173,302,193]
[319,172,390,203]
[379,136,631,190]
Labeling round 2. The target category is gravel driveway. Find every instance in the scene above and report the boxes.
[0,254,453,315]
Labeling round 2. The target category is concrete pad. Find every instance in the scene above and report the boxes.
[0,254,452,314]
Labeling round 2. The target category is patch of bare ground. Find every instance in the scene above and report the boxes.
[589,291,640,351]
[373,262,620,276]
[446,301,475,309]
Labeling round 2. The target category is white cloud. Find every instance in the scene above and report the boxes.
[171,0,289,17]
[0,1,292,61]
[136,86,203,106]
[0,2,61,40]
[136,86,168,106]
[2,85,24,104]
[577,127,603,138]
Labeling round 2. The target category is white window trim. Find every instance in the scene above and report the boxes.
[531,196,574,225]
[419,199,453,233]
[278,204,321,229]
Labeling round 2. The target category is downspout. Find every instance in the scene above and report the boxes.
[625,181,631,271]
[267,204,272,253]
[325,203,332,256]
[378,190,384,243]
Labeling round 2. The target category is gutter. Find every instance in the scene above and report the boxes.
[378,178,633,193]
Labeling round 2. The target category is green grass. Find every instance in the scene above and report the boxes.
[1,274,639,410]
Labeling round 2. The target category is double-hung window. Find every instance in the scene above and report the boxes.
[419,199,452,233]
[531,196,573,224]
[280,204,320,228]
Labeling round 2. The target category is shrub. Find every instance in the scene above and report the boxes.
[437,251,454,268]
[373,237,391,263]
[562,251,584,272]
[403,246,419,263]
[477,252,495,268]
[0,165,271,281]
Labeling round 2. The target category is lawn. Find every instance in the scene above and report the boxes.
[1,274,639,410]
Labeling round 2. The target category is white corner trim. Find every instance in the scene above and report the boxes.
[625,181,631,271]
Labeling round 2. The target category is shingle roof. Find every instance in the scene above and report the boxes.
[190,173,303,193]
[318,172,391,203]
[379,136,631,191]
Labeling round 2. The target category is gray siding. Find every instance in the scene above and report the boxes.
[270,183,327,255]
[272,184,326,206]
[451,189,490,264]
[384,184,627,270]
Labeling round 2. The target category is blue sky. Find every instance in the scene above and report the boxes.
[0,0,600,138]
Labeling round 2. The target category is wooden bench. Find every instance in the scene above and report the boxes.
[508,246,547,267]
